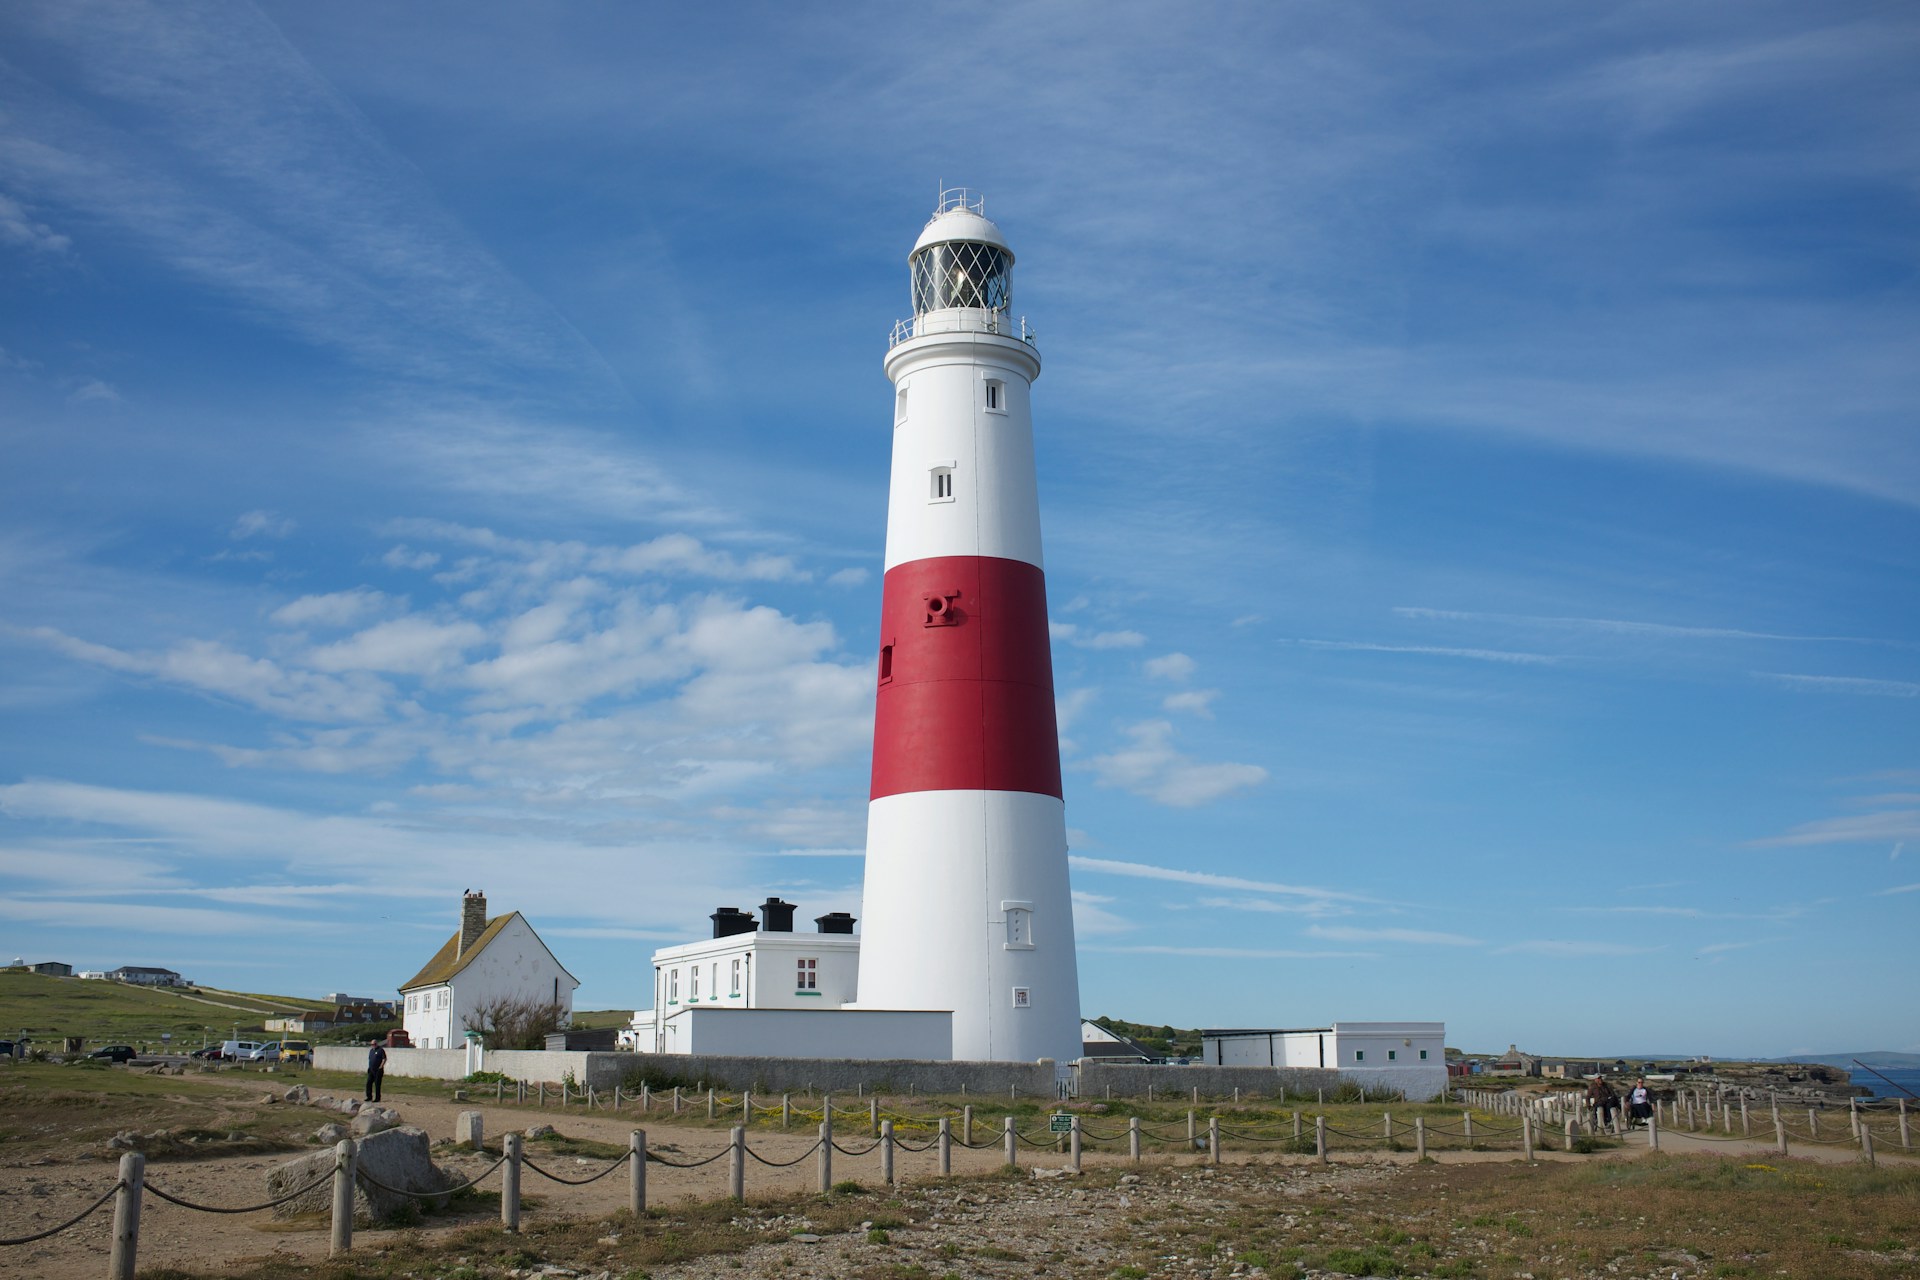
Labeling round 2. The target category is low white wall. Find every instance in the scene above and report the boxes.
[664,1008,951,1060]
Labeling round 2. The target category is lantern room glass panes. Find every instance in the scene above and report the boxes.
[911,241,1011,314]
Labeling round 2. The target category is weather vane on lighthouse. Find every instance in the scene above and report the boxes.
[855,189,1081,1065]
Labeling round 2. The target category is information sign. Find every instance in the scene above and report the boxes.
[1048,1112,1074,1133]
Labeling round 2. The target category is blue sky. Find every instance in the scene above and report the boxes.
[2,2,1915,1058]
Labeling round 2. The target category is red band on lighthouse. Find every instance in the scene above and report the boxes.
[870,554,1061,801]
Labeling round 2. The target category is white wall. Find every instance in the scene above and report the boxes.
[1329,1022,1446,1071]
[658,1008,952,1060]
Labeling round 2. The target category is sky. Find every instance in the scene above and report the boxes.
[1,2,1916,1060]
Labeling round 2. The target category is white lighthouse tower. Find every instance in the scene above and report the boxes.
[856,191,1081,1065]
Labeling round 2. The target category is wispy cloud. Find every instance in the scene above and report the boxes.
[0,191,71,253]
[1051,622,1147,650]
[1395,607,1890,646]
[1494,940,1666,957]
[1071,856,1367,904]
[1086,721,1267,807]
[1751,810,1920,848]
[232,510,295,540]
[1306,924,1482,946]
[1879,883,1920,896]
[1081,944,1376,960]
[1143,653,1196,681]
[1753,672,1920,698]
[1286,638,1561,665]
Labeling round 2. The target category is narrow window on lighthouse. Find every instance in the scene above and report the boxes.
[984,379,1005,414]
[878,643,893,683]
[895,385,908,423]
[929,464,955,503]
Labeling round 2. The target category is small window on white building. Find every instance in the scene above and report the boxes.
[1003,900,1034,950]
[710,962,718,996]
[1420,1049,1429,1060]
[690,966,699,1000]
[929,464,955,502]
[1354,1049,1365,1062]
[1011,987,1031,1008]
[437,989,448,1010]
[797,958,817,990]
[731,958,741,996]
[1389,1050,1397,1060]
[984,379,1005,413]
[668,970,679,1002]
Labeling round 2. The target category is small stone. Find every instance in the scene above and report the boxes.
[1120,1174,1142,1184]
[791,1233,822,1243]
[315,1123,348,1145]
[525,1123,556,1138]
[261,1093,279,1104]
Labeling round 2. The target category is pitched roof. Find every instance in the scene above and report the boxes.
[398,913,578,992]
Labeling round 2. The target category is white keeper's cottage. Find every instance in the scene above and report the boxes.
[399,891,578,1050]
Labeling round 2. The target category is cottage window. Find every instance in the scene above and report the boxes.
[669,970,679,1001]
[437,989,448,1010]
[690,966,700,999]
[797,958,817,991]
[730,958,741,996]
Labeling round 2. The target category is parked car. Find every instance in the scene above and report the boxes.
[246,1041,282,1062]
[383,1029,413,1049]
[219,1040,263,1061]
[279,1039,312,1065]
[87,1045,138,1063]
[190,1045,223,1059]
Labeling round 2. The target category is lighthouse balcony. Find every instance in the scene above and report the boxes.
[890,310,1036,349]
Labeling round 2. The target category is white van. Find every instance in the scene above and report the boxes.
[220,1040,262,1061]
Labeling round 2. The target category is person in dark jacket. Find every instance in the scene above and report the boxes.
[365,1039,388,1102]
[1585,1075,1619,1129]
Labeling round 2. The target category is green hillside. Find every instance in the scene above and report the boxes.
[0,970,329,1050]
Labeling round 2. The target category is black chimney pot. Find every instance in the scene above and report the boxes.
[814,911,856,935]
[760,897,797,932]
[710,906,757,939]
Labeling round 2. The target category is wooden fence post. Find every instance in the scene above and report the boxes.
[1522,1116,1534,1162]
[880,1120,895,1186]
[743,1090,752,1122]
[1315,1115,1327,1163]
[630,1130,647,1215]
[1208,1116,1220,1167]
[502,1132,522,1233]
[1861,1126,1876,1167]
[1071,1116,1083,1172]
[1187,1109,1196,1145]
[1004,1116,1016,1168]
[707,1089,716,1121]
[1415,1117,1427,1160]
[782,1094,791,1129]
[1900,1100,1911,1151]
[1775,1115,1788,1157]
[1129,1115,1142,1162]
[817,1118,832,1194]
[109,1151,143,1280]
[870,1097,879,1137]
[729,1126,746,1201]
[1740,1097,1750,1136]
[1648,1112,1659,1151]
[963,1104,973,1146]
[674,1086,682,1115]
[938,1117,952,1176]
[329,1137,355,1256]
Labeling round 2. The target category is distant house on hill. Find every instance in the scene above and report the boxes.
[265,999,398,1034]
[399,891,578,1050]
[108,966,184,987]
[27,961,72,977]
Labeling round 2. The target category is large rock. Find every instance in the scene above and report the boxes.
[314,1123,348,1145]
[267,1126,450,1223]
[351,1106,399,1136]
[284,1084,310,1104]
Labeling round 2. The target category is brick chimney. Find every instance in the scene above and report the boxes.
[459,890,487,957]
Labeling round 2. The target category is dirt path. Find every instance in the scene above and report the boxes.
[1,1079,1907,1280]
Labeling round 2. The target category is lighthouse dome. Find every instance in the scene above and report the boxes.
[909,189,1013,316]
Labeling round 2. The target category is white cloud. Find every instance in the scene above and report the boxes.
[1195,895,1350,919]
[29,627,392,722]
[232,509,296,540]
[1162,689,1218,717]
[1143,652,1196,681]
[1087,720,1267,807]
[382,545,442,571]
[1395,607,1884,646]
[1081,944,1376,960]
[67,378,120,404]
[825,567,870,588]
[1070,890,1133,937]
[271,588,390,629]
[0,192,71,253]
[1751,810,1920,848]
[306,616,486,677]
[1050,622,1147,650]
[1879,882,1920,896]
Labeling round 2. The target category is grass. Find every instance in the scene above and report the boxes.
[0,969,335,1049]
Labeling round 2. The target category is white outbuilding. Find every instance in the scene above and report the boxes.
[399,891,578,1050]
[1202,1022,1448,1099]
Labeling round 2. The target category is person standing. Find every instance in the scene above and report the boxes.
[365,1038,388,1103]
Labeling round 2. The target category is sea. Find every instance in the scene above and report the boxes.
[1855,1067,1920,1100]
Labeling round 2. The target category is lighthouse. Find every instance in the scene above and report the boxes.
[855,191,1082,1065]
